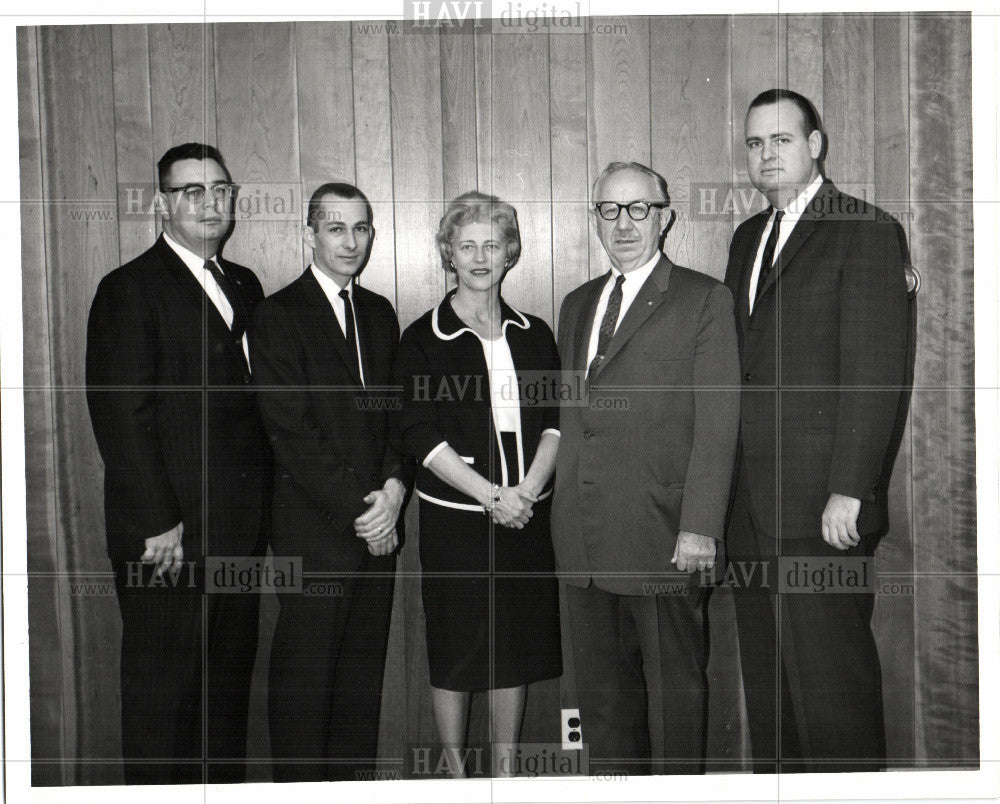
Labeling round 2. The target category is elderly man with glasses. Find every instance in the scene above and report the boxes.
[551,161,740,775]
[86,142,268,784]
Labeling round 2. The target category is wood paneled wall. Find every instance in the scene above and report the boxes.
[18,14,977,784]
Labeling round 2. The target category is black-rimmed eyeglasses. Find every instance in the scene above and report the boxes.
[595,200,667,221]
[163,183,239,204]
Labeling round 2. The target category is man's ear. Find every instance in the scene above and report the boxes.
[808,129,823,160]
[153,191,170,220]
[302,224,315,250]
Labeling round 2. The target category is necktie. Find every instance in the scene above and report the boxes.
[204,259,248,339]
[339,288,363,384]
[588,274,626,378]
[754,209,784,305]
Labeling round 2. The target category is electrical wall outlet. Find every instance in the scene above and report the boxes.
[561,708,582,750]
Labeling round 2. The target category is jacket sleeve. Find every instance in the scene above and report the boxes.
[393,328,450,465]
[379,310,416,491]
[679,282,741,540]
[827,219,908,500]
[249,302,367,521]
[85,271,183,541]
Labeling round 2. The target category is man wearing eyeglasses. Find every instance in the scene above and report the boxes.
[86,142,268,783]
[551,161,740,775]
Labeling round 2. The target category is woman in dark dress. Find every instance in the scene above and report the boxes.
[395,191,562,777]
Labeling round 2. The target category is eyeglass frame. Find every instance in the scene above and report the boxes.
[594,199,668,222]
[162,182,240,204]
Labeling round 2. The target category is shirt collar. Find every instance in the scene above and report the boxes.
[431,289,530,340]
[778,173,825,218]
[310,264,353,304]
[610,251,661,286]
[163,231,218,272]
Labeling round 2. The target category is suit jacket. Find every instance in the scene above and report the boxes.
[551,255,740,595]
[249,268,414,573]
[394,291,560,510]
[86,235,268,565]
[724,181,909,540]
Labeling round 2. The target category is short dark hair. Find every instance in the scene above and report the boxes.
[436,191,522,272]
[593,161,670,207]
[157,142,231,189]
[747,89,821,138]
[307,182,373,231]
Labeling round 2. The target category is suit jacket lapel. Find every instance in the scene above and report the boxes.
[573,278,606,373]
[300,269,364,386]
[755,180,835,301]
[591,255,672,380]
[738,213,768,333]
[155,236,241,347]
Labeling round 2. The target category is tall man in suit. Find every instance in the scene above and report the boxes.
[551,161,740,775]
[724,89,910,773]
[86,142,268,783]
[250,183,413,782]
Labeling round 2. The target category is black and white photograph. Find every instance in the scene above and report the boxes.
[1,0,996,801]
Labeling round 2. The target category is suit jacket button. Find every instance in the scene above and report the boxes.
[743,372,752,382]
[582,430,594,439]
[242,372,251,384]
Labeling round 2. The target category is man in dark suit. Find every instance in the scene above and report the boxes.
[250,183,413,782]
[724,89,910,773]
[86,142,268,783]
[551,161,740,775]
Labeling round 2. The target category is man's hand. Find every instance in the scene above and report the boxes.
[671,531,716,573]
[355,480,405,541]
[822,492,862,550]
[141,521,183,577]
[366,528,399,557]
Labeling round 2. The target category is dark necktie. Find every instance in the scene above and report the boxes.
[588,273,626,378]
[754,209,784,305]
[204,259,248,339]
[339,288,364,384]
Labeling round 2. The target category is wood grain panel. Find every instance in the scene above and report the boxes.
[20,25,69,787]
[38,24,123,783]
[822,14,875,192]
[786,14,824,119]
[588,16,651,277]
[730,14,784,223]
[474,30,494,201]
[588,16,651,172]
[148,24,218,162]
[214,23,302,294]
[388,30,445,327]
[111,26,155,263]
[871,12,916,767]
[351,24,398,312]
[549,32,590,302]
[486,33,553,324]
[440,32,478,202]
[908,12,977,767]
[295,21,356,194]
[650,15,731,281]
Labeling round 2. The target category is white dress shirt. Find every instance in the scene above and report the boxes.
[585,251,660,377]
[310,265,366,387]
[747,173,824,313]
[162,231,249,364]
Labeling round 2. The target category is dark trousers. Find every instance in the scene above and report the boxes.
[563,581,710,776]
[727,488,886,773]
[268,551,396,782]
[113,560,260,784]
